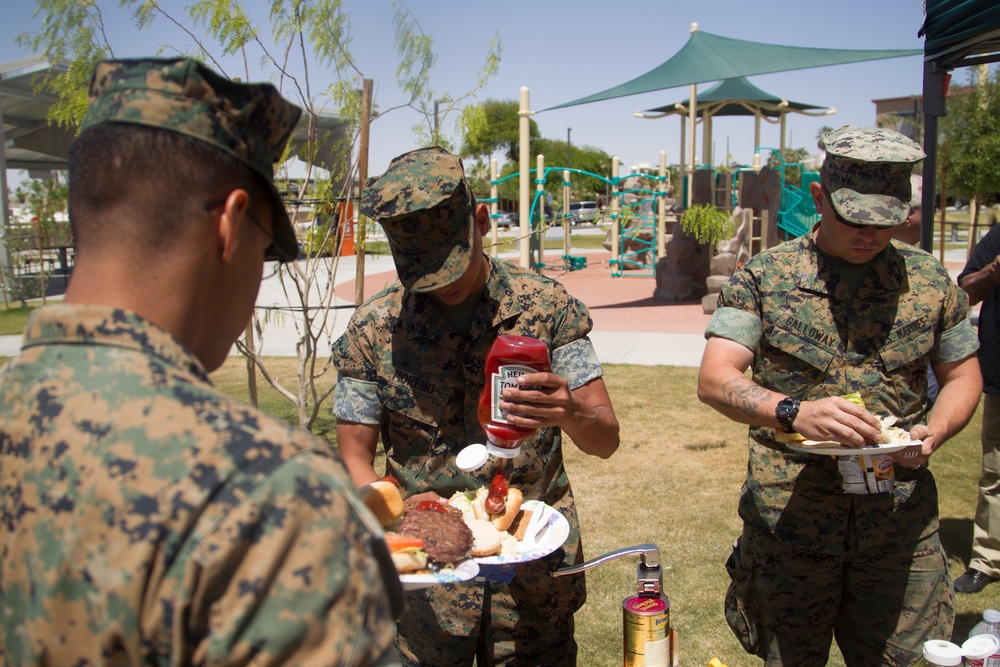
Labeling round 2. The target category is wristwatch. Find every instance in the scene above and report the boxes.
[775,397,801,433]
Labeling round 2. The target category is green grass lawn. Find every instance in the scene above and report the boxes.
[207,359,994,667]
[0,305,34,335]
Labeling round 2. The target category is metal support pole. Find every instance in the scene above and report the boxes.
[658,151,667,259]
[611,157,620,274]
[519,87,531,268]
[537,153,545,269]
[490,157,499,257]
[563,170,571,260]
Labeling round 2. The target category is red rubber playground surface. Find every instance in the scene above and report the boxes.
[334,250,971,337]
[335,250,713,336]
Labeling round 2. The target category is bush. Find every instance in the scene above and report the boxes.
[679,204,733,249]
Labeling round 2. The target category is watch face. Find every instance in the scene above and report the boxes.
[777,398,799,430]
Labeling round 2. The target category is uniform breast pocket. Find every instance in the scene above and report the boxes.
[376,374,451,460]
[766,325,837,378]
[880,327,934,372]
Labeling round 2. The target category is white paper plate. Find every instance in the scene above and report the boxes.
[399,558,480,591]
[474,500,570,565]
[788,441,919,457]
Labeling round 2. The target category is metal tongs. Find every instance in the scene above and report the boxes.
[553,543,663,596]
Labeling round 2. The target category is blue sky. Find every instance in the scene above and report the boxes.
[2,1,968,179]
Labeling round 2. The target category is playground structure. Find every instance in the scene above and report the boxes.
[494,89,820,305]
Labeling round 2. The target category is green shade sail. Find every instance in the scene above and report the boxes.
[543,28,920,112]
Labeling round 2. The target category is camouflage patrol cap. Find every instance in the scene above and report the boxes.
[360,146,476,292]
[81,58,302,262]
[820,125,925,227]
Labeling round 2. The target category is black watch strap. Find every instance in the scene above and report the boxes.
[776,397,801,433]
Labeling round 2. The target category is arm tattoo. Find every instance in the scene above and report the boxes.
[720,378,772,418]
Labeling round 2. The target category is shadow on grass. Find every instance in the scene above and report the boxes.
[941,517,975,571]
[940,517,988,642]
[685,440,731,452]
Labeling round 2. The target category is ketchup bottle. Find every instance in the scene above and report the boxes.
[477,335,551,449]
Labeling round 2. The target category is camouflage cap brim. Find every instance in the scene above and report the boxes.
[82,58,302,262]
[388,211,476,292]
[827,187,908,228]
[362,146,477,291]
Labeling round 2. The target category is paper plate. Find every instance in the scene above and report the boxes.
[399,558,480,591]
[474,500,570,565]
[788,441,919,457]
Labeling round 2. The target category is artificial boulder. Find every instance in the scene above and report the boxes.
[653,227,711,303]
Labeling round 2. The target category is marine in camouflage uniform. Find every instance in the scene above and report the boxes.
[0,58,401,666]
[332,147,620,666]
[698,126,982,667]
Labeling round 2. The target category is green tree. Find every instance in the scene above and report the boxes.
[17,0,500,431]
[816,125,834,150]
[459,98,539,162]
[530,138,611,199]
[767,147,810,188]
[940,68,1000,206]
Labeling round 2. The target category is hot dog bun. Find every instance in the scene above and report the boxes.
[467,519,501,557]
[471,486,524,532]
[359,479,404,528]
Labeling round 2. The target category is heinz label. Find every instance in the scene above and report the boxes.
[490,364,535,422]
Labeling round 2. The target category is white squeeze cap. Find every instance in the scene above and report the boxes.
[985,609,1000,624]
[922,640,962,665]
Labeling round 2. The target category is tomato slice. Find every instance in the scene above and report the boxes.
[413,500,448,513]
[385,533,424,551]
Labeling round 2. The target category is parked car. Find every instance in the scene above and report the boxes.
[569,200,601,225]
[495,211,514,228]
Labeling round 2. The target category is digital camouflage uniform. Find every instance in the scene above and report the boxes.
[705,127,979,667]
[332,147,605,667]
[0,305,398,665]
[0,58,401,666]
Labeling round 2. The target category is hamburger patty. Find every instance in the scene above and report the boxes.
[399,509,473,563]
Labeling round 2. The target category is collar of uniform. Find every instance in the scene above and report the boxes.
[21,303,210,382]
[793,232,907,299]
[398,256,523,346]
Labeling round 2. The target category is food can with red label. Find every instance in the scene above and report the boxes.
[623,594,671,667]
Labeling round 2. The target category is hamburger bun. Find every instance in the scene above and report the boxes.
[467,519,501,557]
[391,550,428,574]
[359,478,404,528]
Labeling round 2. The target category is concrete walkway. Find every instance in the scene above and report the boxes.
[0,237,975,369]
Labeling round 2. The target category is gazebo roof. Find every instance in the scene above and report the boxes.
[640,76,828,118]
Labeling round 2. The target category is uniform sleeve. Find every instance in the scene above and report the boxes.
[933,278,979,364]
[551,337,603,390]
[189,451,397,667]
[331,324,383,423]
[704,268,764,352]
[549,288,601,389]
